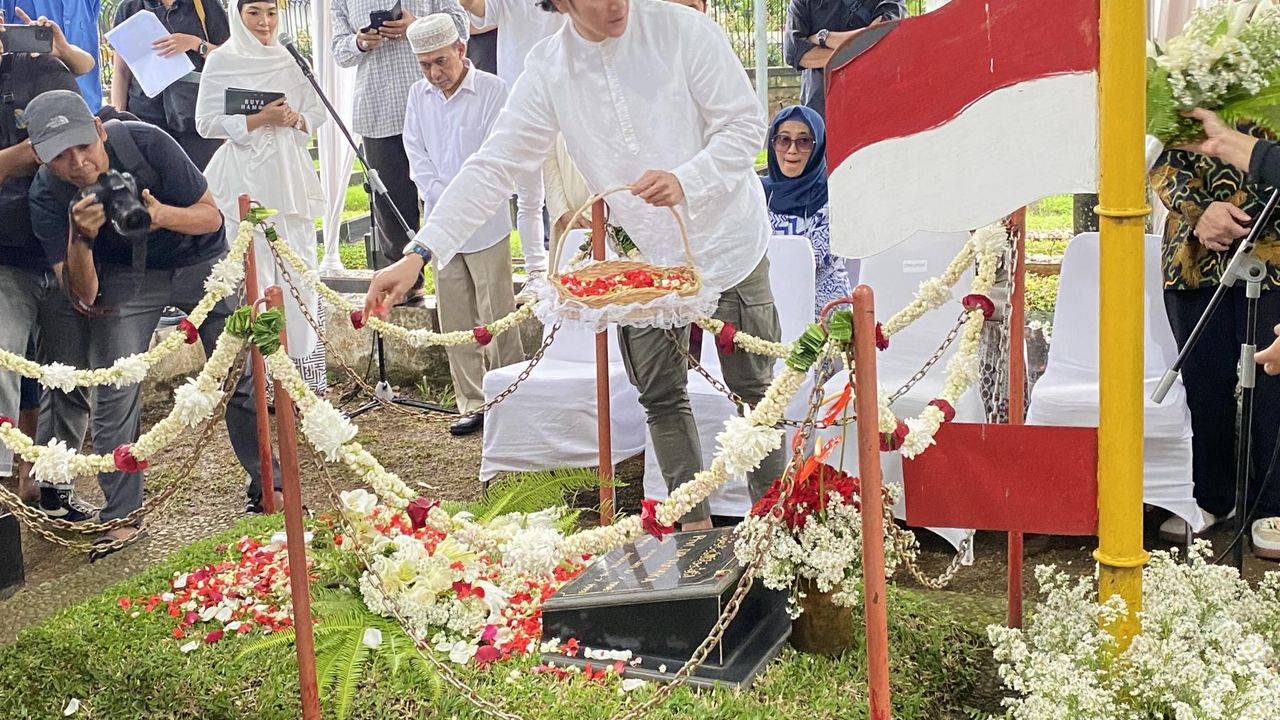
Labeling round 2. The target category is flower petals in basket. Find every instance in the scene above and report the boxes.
[529,186,719,330]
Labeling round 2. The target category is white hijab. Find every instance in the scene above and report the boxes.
[197,1,324,219]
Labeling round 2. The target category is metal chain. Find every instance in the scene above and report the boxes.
[267,245,554,423]
[0,354,248,553]
[671,313,962,429]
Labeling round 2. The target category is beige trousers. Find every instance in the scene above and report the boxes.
[433,239,525,414]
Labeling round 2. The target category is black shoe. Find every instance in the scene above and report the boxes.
[449,414,484,436]
[394,290,427,308]
[38,487,95,523]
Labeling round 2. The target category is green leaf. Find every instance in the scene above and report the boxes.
[786,323,827,372]
[225,305,254,339]
[1220,83,1280,137]
[468,468,619,524]
[250,307,286,356]
[827,310,853,345]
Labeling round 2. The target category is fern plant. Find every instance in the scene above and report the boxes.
[240,590,443,719]
[443,467,621,533]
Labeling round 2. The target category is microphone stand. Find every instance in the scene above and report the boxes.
[1152,187,1280,570]
[282,38,454,418]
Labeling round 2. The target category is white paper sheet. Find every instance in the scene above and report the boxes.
[104,10,193,98]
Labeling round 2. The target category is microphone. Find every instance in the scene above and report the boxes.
[278,34,311,70]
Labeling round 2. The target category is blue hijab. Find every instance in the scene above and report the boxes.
[762,105,828,218]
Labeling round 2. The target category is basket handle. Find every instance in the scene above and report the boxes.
[548,185,693,280]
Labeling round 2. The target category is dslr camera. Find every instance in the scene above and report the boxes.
[81,170,151,240]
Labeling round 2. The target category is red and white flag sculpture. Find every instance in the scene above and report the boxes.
[825,0,1100,258]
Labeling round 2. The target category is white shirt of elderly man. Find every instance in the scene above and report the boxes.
[368,0,784,531]
[403,14,540,436]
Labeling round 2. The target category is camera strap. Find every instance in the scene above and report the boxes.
[102,120,159,270]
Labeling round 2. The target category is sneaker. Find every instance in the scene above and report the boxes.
[156,306,187,328]
[1252,517,1280,560]
[38,487,95,523]
[1158,507,1232,544]
[66,493,101,517]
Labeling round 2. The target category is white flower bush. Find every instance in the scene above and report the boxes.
[990,544,1280,720]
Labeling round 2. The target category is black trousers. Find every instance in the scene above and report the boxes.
[1165,286,1280,518]
[363,134,423,292]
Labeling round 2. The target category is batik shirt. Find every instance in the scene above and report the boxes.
[768,204,850,318]
[1151,126,1280,291]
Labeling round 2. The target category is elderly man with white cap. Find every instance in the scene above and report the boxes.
[402,14,546,436]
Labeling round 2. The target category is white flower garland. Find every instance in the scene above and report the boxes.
[267,238,534,348]
[877,226,1005,460]
[880,229,982,337]
[0,331,246,484]
[264,349,416,506]
[0,221,254,390]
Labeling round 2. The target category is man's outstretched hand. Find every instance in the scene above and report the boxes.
[1258,326,1280,376]
[363,255,425,320]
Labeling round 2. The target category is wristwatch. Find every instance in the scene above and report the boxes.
[816,29,830,48]
[403,241,432,266]
[197,41,208,57]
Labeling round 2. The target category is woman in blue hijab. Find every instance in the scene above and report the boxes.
[762,105,850,318]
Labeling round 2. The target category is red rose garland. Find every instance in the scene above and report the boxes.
[179,318,199,344]
[473,326,493,346]
[640,498,675,540]
[880,420,909,452]
[716,322,737,356]
[875,322,890,351]
[113,444,148,472]
[961,293,995,320]
[350,309,365,330]
[927,398,957,422]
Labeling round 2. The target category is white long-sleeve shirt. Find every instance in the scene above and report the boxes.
[412,0,769,294]
[402,63,547,271]
[476,0,565,87]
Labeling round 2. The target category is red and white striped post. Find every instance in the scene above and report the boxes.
[852,285,892,720]
[239,194,275,515]
[591,198,615,525]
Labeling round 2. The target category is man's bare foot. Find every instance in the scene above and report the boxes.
[15,476,37,504]
[680,517,714,532]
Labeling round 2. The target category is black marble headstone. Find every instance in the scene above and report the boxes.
[0,511,24,599]
[541,527,789,689]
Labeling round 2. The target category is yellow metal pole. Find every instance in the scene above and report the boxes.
[1094,0,1150,648]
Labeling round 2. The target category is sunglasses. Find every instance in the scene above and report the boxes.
[772,134,815,153]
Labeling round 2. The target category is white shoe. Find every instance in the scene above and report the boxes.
[1159,508,1230,544]
[1252,517,1280,560]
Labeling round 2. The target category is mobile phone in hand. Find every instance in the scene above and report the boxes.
[0,25,54,55]
[368,0,404,30]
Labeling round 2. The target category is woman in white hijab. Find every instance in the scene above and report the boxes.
[197,0,328,393]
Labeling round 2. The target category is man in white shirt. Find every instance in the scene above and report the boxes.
[332,0,470,303]
[366,0,784,531]
[403,15,546,436]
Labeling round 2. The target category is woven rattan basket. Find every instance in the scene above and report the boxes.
[549,186,701,310]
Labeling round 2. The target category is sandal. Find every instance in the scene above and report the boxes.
[88,525,147,564]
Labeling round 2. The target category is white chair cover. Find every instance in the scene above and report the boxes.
[642,236,818,516]
[817,231,982,557]
[479,231,646,481]
[1026,233,1201,529]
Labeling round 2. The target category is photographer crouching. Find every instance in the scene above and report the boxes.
[23,89,283,559]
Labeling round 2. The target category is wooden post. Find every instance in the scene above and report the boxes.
[852,285,892,720]
[1006,209,1027,629]
[263,287,321,720]
[240,194,275,515]
[592,198,614,525]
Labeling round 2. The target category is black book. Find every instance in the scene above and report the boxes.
[224,88,286,116]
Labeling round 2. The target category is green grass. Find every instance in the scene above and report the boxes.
[0,516,987,720]
[1025,194,1074,234]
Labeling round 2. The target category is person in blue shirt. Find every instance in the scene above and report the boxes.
[1,0,102,108]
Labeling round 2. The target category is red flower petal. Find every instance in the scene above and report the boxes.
[715,322,737,356]
[117,597,132,610]
[880,420,909,452]
[927,398,956,423]
[640,499,675,540]
[875,322,890,351]
[0,415,13,428]
[406,497,440,530]
[473,326,493,346]
[475,645,501,666]
[349,309,365,330]
[961,294,996,320]
[179,318,199,344]
[203,629,224,644]
[112,444,148,473]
